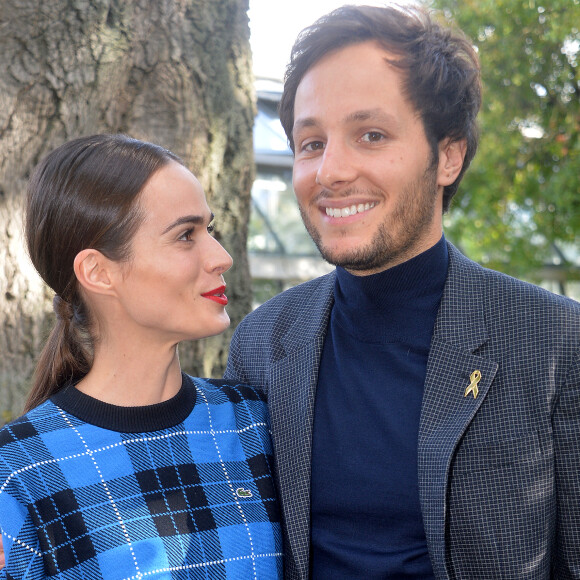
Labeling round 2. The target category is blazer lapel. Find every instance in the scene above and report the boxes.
[267,273,335,580]
[419,244,499,579]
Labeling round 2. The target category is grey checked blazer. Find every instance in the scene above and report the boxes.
[225,243,580,579]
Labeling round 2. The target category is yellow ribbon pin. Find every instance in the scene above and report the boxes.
[464,370,481,399]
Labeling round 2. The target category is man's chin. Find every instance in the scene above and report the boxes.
[317,240,416,275]
[319,247,382,272]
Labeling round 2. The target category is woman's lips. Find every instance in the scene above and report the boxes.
[201,285,228,305]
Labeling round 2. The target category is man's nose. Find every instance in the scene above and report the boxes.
[315,140,358,190]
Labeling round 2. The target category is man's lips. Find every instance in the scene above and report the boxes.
[201,285,228,306]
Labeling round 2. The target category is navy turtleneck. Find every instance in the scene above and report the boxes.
[310,236,448,579]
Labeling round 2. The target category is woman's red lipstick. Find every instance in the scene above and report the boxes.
[201,285,228,306]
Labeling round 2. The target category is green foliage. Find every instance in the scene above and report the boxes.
[431,0,580,279]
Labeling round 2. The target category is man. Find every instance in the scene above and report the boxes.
[225,4,580,579]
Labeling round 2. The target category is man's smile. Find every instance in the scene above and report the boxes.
[324,202,377,218]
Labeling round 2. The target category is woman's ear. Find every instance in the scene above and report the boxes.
[437,138,467,187]
[73,249,115,296]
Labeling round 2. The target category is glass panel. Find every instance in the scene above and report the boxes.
[249,167,318,256]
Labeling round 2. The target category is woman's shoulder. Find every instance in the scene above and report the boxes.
[0,400,59,447]
[184,375,266,404]
[182,375,270,434]
[0,400,64,479]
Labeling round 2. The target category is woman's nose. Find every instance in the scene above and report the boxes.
[206,235,233,274]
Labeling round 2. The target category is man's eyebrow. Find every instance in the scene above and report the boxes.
[293,109,399,134]
[162,213,214,235]
[344,108,398,126]
[293,117,318,135]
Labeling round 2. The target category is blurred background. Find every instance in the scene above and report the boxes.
[1,0,578,419]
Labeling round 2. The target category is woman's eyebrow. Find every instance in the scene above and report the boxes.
[162,213,214,235]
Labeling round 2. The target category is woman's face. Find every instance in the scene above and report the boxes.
[109,161,233,344]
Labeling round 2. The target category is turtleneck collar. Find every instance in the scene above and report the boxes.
[333,236,448,343]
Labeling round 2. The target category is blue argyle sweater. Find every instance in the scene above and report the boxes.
[0,374,283,579]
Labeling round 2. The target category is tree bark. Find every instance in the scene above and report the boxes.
[0,0,255,420]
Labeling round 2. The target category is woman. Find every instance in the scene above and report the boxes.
[0,134,282,579]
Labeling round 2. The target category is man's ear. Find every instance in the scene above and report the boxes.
[437,138,467,187]
[73,249,115,296]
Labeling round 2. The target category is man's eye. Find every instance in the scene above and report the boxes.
[303,141,325,152]
[207,224,215,234]
[361,131,385,143]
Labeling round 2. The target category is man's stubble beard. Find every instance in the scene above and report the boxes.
[298,163,440,273]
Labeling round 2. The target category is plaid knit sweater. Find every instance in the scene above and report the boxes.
[0,374,283,579]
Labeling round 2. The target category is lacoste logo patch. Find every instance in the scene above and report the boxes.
[236,487,253,498]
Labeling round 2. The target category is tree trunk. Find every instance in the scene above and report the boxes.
[0,0,255,420]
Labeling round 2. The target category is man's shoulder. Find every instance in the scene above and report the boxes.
[448,243,580,321]
[246,271,336,320]
[229,271,335,355]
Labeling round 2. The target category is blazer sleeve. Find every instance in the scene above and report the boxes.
[553,347,580,578]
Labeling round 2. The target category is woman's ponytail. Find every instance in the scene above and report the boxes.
[24,295,93,412]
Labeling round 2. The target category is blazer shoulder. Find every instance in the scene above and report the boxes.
[483,262,579,317]
[230,271,335,366]
[241,270,336,325]
[447,243,580,334]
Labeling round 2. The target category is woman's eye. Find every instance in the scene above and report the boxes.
[178,229,194,241]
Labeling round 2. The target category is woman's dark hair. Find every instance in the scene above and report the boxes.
[24,134,183,411]
[279,4,482,211]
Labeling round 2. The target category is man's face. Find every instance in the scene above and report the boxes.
[292,41,455,275]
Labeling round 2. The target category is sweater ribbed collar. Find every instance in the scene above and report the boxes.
[50,373,196,433]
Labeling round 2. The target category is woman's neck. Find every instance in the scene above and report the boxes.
[75,339,183,406]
